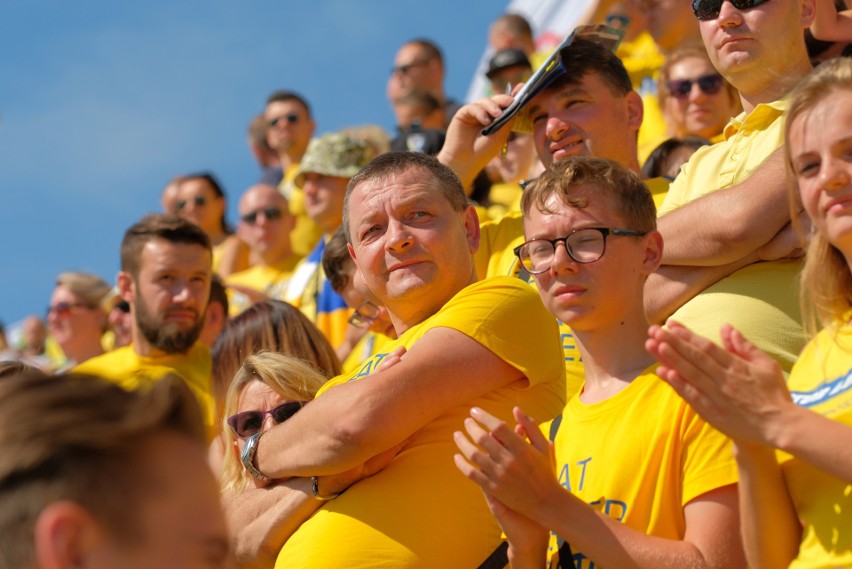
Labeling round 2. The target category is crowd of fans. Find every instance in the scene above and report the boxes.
[3,1,852,568]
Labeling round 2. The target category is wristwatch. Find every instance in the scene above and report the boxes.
[240,431,272,482]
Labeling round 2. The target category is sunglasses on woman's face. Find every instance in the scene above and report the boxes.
[667,73,724,99]
[175,195,207,211]
[227,401,305,438]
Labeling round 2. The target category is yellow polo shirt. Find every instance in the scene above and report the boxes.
[659,98,806,373]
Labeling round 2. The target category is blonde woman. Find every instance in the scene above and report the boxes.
[647,57,852,568]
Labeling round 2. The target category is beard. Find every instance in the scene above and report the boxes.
[134,292,205,354]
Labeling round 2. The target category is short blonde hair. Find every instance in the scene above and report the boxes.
[220,352,328,494]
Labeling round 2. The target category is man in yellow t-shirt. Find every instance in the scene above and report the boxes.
[75,214,216,434]
[441,38,671,401]
[454,157,742,568]
[241,153,565,568]
[226,184,299,315]
[644,0,815,373]
[264,89,324,258]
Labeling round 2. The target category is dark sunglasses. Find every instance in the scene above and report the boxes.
[667,73,724,99]
[176,195,207,210]
[240,206,283,225]
[115,300,130,313]
[227,401,305,439]
[268,113,300,127]
[692,0,770,21]
[46,302,93,318]
[391,59,431,76]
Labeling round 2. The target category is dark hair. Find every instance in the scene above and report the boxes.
[265,90,312,118]
[120,214,211,277]
[493,13,534,41]
[523,156,656,233]
[179,172,233,235]
[208,274,229,316]
[641,136,711,180]
[546,38,632,98]
[343,152,468,244]
[0,371,205,567]
[406,38,444,68]
[322,227,355,293]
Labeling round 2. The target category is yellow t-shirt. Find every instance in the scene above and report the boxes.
[276,277,567,569]
[341,331,394,375]
[780,323,852,568]
[225,256,300,316]
[659,98,806,373]
[548,366,737,566]
[73,343,214,436]
[280,162,325,258]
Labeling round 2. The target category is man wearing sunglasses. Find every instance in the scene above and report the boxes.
[226,183,298,315]
[242,152,566,568]
[75,214,217,435]
[264,89,324,260]
[645,0,816,373]
[387,38,461,128]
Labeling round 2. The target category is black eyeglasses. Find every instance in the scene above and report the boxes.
[268,113,300,128]
[514,227,647,274]
[227,401,305,439]
[692,0,770,21]
[176,196,207,211]
[667,74,724,99]
[348,301,381,329]
[240,206,283,225]
[46,302,94,318]
[391,59,432,76]
[115,300,130,313]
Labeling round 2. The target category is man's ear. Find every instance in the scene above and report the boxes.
[34,501,108,569]
[642,230,664,275]
[625,90,644,134]
[800,0,815,28]
[462,205,481,254]
[116,271,134,304]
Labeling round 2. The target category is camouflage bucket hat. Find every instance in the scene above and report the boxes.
[294,132,375,187]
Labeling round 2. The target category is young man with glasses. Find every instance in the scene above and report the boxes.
[226,183,298,315]
[454,156,745,569]
[645,0,815,373]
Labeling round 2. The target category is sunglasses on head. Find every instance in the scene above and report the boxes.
[227,401,305,438]
[240,206,283,225]
[269,113,300,128]
[176,195,207,210]
[692,0,770,21]
[667,73,724,99]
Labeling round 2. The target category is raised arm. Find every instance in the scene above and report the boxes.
[254,326,526,478]
[437,95,516,189]
[658,148,788,266]
[810,0,852,41]
[455,407,745,569]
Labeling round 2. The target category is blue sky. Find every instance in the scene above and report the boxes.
[0,0,508,326]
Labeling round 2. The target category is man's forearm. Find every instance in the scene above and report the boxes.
[659,148,788,266]
[645,254,758,324]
